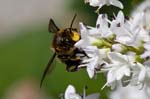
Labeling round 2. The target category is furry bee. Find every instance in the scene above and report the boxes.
[40,14,88,87]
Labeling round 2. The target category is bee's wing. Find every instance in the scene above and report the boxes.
[48,19,59,33]
[40,53,56,88]
[85,93,100,99]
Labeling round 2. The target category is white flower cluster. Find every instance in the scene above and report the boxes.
[74,0,150,91]
[62,85,100,99]
[62,0,150,98]
[109,85,150,99]
[85,0,123,10]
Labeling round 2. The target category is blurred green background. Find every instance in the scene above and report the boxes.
[0,0,144,99]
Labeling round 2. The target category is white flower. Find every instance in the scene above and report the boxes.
[136,63,146,83]
[129,62,147,90]
[143,64,150,97]
[125,27,147,47]
[64,85,100,99]
[64,85,82,99]
[131,0,150,30]
[109,85,150,99]
[141,43,150,59]
[130,0,150,43]
[110,11,145,47]
[75,22,99,48]
[75,22,110,78]
[88,14,113,38]
[129,14,150,44]
[85,0,123,9]
[110,11,132,44]
[104,52,134,89]
[79,46,108,78]
[144,43,150,51]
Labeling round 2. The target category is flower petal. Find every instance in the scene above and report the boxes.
[88,0,101,7]
[65,85,82,99]
[124,66,131,76]
[116,11,124,23]
[108,52,127,63]
[137,63,146,82]
[116,66,125,80]
[87,67,95,78]
[107,70,116,83]
[109,0,123,9]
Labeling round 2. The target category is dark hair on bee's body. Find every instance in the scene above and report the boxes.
[40,14,88,88]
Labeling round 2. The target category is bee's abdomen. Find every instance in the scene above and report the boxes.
[65,59,82,72]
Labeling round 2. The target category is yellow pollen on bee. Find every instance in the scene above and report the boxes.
[72,32,80,41]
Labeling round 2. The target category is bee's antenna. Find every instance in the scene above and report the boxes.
[70,14,77,29]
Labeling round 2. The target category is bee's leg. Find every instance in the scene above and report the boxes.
[81,50,89,58]
[96,63,106,71]
[66,65,78,72]
[65,60,81,72]
[75,48,89,58]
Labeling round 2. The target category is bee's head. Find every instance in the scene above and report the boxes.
[60,14,80,43]
[52,14,80,51]
[53,28,80,46]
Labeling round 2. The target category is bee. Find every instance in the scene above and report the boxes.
[40,14,88,87]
